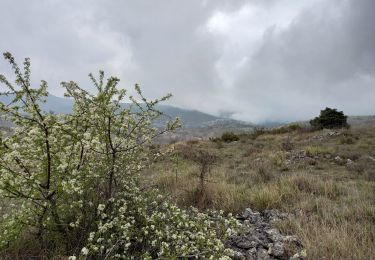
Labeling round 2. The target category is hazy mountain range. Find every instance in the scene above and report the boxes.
[2,95,373,139]
[0,94,255,129]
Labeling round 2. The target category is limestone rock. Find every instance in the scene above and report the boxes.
[227,208,305,260]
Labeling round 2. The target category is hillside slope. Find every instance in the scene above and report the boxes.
[0,94,252,129]
[145,124,375,259]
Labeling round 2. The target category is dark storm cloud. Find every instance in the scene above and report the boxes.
[0,0,374,122]
[229,0,375,122]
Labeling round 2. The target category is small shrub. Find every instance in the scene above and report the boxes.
[288,124,302,131]
[305,157,318,166]
[250,127,266,139]
[221,132,239,142]
[336,149,361,161]
[340,136,354,144]
[209,136,221,142]
[249,186,282,211]
[346,162,365,174]
[339,133,358,144]
[269,151,285,167]
[215,141,224,149]
[184,150,218,207]
[310,107,349,129]
[186,139,199,146]
[305,146,335,157]
[269,124,302,134]
[242,147,261,157]
[281,136,294,151]
[254,166,273,183]
[291,175,316,193]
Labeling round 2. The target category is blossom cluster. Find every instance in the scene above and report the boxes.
[81,184,239,259]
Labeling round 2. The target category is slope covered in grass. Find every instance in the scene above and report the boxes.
[144,125,375,259]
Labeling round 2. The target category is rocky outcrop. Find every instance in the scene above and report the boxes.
[226,208,306,260]
[285,150,317,166]
[310,130,342,141]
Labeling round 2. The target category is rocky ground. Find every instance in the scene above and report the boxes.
[227,208,305,260]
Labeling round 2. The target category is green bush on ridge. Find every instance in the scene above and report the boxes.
[310,107,349,129]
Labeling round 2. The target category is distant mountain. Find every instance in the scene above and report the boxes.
[0,94,252,129]
[347,115,375,126]
[0,94,75,114]
[153,105,220,128]
[259,121,286,128]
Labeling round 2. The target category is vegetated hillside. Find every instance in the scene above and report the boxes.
[153,105,220,128]
[144,124,375,259]
[156,119,255,143]
[0,94,75,114]
[348,115,375,126]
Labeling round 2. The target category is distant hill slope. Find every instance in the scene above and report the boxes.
[156,118,255,143]
[153,105,220,128]
[0,94,252,129]
[347,115,375,126]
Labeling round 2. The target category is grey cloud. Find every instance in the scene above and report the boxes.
[231,0,375,122]
[0,0,374,123]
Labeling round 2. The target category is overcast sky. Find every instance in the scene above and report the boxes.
[0,0,374,123]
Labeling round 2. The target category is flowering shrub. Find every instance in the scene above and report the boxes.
[0,53,238,258]
[83,185,238,259]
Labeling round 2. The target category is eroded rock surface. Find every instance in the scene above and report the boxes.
[226,208,306,260]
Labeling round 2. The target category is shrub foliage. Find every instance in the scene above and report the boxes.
[220,132,239,142]
[310,107,349,129]
[0,53,237,258]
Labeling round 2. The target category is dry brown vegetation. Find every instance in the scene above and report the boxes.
[143,125,375,260]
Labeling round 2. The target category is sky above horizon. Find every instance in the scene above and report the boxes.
[0,0,374,123]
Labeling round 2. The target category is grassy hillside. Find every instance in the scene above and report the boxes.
[348,115,375,126]
[144,125,375,259]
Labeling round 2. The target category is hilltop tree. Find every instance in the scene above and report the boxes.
[310,107,349,129]
[0,53,237,258]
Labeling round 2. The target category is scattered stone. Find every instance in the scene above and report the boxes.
[232,251,246,260]
[233,236,257,250]
[268,242,285,257]
[311,130,342,141]
[335,156,341,160]
[334,156,344,165]
[227,208,304,260]
[290,250,307,259]
[286,150,320,166]
[286,150,306,162]
[246,248,258,260]
[265,228,281,242]
[257,248,271,260]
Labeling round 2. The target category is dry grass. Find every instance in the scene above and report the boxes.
[144,125,375,259]
[277,215,375,260]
